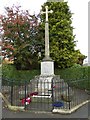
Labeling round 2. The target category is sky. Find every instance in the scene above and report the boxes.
[0,0,89,63]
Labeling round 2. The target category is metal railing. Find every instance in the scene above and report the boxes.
[2,75,89,112]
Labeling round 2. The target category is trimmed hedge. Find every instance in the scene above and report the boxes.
[55,66,89,90]
[2,64,40,83]
[2,64,90,90]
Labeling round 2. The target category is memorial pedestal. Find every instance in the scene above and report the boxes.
[33,61,54,98]
[41,61,54,76]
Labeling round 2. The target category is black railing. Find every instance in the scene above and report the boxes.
[2,76,89,112]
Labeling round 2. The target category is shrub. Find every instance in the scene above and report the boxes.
[2,64,90,90]
[55,66,89,90]
[2,64,40,83]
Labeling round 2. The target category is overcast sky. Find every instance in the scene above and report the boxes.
[0,0,89,63]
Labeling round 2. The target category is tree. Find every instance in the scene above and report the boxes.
[73,50,87,65]
[39,2,85,68]
[1,5,43,70]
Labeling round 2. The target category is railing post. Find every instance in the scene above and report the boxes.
[11,79,13,106]
[68,84,71,110]
[51,77,54,111]
[24,80,27,110]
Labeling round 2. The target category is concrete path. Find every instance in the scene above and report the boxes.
[2,102,89,119]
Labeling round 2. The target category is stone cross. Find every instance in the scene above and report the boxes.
[41,6,53,60]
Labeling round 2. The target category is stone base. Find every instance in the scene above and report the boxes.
[41,61,54,76]
[37,76,53,96]
[34,75,55,98]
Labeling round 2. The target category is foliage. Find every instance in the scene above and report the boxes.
[73,50,87,65]
[71,63,81,68]
[2,63,16,79]
[40,2,86,68]
[2,64,89,90]
[1,5,43,70]
[55,66,89,90]
[2,64,40,82]
[1,3,86,69]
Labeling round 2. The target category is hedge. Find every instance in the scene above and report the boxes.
[2,64,90,90]
[2,64,40,83]
[55,66,89,90]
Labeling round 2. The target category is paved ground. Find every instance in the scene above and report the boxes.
[2,102,89,119]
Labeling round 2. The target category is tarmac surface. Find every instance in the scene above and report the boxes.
[2,102,89,119]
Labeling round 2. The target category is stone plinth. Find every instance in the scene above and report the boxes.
[35,76,53,97]
[41,61,54,76]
